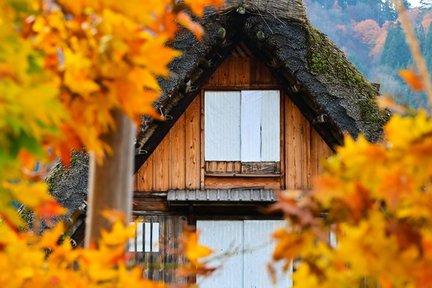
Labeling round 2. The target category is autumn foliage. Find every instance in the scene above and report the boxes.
[271,24,432,288]
[0,0,222,286]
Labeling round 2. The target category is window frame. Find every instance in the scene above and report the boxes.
[203,89,283,176]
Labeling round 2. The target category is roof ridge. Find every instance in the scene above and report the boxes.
[221,0,307,22]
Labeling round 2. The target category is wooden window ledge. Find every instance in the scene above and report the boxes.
[204,173,281,178]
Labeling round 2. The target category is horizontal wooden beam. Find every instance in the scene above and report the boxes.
[205,173,280,178]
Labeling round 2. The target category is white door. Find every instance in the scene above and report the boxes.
[197,220,291,288]
[197,221,243,288]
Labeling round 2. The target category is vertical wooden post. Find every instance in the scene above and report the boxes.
[85,109,135,248]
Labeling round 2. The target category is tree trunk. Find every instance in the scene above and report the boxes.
[85,109,135,248]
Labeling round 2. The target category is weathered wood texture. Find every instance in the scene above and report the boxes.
[205,161,241,173]
[205,161,280,175]
[284,97,333,189]
[204,177,280,190]
[204,51,277,88]
[133,193,169,212]
[128,215,187,284]
[134,54,332,192]
[135,96,201,191]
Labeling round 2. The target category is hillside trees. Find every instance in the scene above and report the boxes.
[306,0,432,107]
[381,23,411,69]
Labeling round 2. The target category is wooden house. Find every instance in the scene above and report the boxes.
[48,0,388,287]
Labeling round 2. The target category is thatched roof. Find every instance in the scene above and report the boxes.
[46,153,89,217]
[134,0,389,171]
[47,0,388,223]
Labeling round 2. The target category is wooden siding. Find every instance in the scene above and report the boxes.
[135,96,201,191]
[204,177,280,190]
[134,54,332,192]
[284,97,333,189]
[204,53,277,88]
[205,161,280,175]
[205,161,241,173]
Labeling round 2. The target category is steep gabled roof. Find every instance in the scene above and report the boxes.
[134,0,389,172]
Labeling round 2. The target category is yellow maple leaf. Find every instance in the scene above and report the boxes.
[100,221,135,247]
[133,35,181,76]
[5,181,50,208]
[181,229,213,265]
[36,222,64,249]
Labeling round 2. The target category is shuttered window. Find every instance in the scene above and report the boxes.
[128,221,160,253]
[197,220,292,288]
[204,90,280,163]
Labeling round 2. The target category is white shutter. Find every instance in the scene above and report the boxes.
[152,222,160,252]
[144,222,151,252]
[204,90,279,162]
[241,91,262,162]
[136,222,144,252]
[243,220,292,288]
[204,91,241,161]
[197,220,291,288]
[197,220,244,288]
[260,91,280,161]
[241,90,280,162]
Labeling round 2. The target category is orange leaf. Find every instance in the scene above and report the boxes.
[18,149,37,171]
[177,12,204,41]
[181,229,213,264]
[100,221,135,247]
[184,0,224,17]
[35,199,67,219]
[399,69,424,92]
[36,222,65,249]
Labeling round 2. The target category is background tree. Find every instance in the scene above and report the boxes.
[381,23,411,69]
[304,0,432,108]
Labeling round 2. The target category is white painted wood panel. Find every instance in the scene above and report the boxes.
[197,220,244,288]
[243,220,292,288]
[144,222,151,252]
[241,91,262,162]
[260,91,280,161]
[152,222,160,252]
[205,91,241,161]
[136,222,144,252]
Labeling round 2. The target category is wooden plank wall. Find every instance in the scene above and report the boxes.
[134,51,333,192]
[284,98,333,189]
[135,96,201,191]
[204,54,277,88]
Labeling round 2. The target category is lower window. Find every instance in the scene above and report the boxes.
[196,220,292,288]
